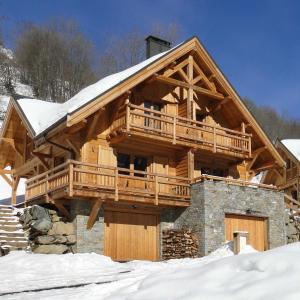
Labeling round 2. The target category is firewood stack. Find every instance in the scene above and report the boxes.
[162,229,199,260]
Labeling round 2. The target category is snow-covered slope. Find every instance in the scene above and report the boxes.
[0,242,300,299]
[282,139,300,162]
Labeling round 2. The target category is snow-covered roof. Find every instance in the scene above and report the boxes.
[16,43,180,136]
[281,139,300,161]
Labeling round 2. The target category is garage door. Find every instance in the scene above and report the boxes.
[225,214,267,251]
[104,210,159,261]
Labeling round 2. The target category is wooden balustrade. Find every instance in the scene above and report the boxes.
[194,174,278,190]
[110,103,252,157]
[25,160,191,204]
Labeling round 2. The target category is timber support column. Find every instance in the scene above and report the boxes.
[11,175,20,206]
[188,149,194,180]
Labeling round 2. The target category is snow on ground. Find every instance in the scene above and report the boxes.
[1,242,300,300]
[281,139,300,161]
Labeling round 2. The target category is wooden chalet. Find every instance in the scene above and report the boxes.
[0,36,286,260]
[263,139,300,215]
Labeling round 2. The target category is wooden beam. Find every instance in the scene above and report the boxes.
[0,138,23,159]
[253,162,277,173]
[155,75,225,100]
[193,60,216,92]
[187,55,193,119]
[11,176,20,206]
[65,119,87,134]
[54,200,71,220]
[163,58,189,78]
[0,169,12,175]
[0,174,12,187]
[87,110,103,139]
[32,152,50,170]
[246,146,267,171]
[86,199,103,230]
[32,151,52,159]
[65,138,80,158]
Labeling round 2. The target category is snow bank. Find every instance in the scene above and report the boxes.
[281,139,300,161]
[1,242,300,299]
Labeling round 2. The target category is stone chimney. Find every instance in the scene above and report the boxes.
[145,36,171,58]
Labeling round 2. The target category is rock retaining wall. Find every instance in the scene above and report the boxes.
[162,229,198,259]
[286,213,300,243]
[20,206,76,254]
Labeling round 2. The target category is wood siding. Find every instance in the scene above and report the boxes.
[225,214,267,251]
[104,210,159,261]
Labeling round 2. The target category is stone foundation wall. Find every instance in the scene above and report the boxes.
[162,229,198,259]
[20,206,76,254]
[162,181,286,257]
[71,200,104,254]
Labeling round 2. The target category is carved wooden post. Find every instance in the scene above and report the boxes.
[172,116,176,144]
[69,161,73,197]
[155,175,158,205]
[125,99,130,133]
[115,167,119,201]
[213,126,217,153]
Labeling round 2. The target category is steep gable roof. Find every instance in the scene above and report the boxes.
[1,36,285,167]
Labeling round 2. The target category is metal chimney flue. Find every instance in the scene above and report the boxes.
[145,36,171,58]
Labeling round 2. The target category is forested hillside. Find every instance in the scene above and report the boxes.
[243,98,300,141]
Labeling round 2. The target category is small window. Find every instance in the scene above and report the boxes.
[134,156,147,177]
[196,113,205,122]
[117,153,130,175]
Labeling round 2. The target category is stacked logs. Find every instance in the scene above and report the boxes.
[162,229,198,260]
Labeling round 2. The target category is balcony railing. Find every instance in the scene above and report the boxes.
[25,160,191,206]
[110,103,252,157]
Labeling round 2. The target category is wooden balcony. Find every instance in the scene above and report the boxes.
[25,160,191,207]
[109,103,252,158]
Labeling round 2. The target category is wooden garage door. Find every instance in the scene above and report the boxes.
[225,214,267,251]
[104,210,159,261]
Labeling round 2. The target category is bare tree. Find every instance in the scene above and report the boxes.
[244,98,300,141]
[98,24,179,78]
[15,20,95,103]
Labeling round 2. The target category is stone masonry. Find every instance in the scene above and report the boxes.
[71,200,104,254]
[161,180,286,257]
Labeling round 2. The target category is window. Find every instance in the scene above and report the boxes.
[134,156,147,177]
[117,153,130,175]
[144,101,163,129]
[117,153,148,177]
[196,112,206,123]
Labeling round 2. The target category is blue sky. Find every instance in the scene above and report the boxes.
[1,0,300,119]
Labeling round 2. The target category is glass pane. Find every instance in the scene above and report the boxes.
[134,156,147,177]
[117,153,130,175]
